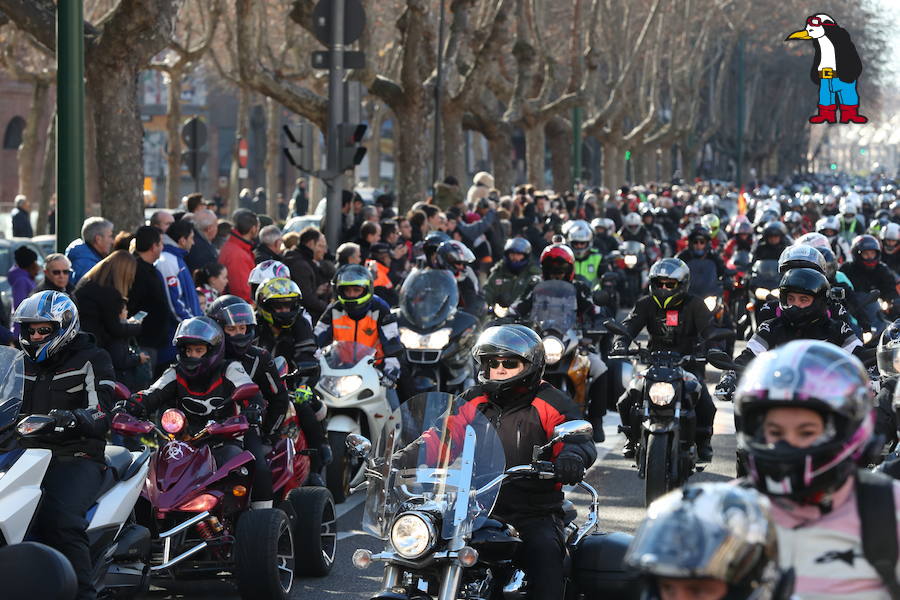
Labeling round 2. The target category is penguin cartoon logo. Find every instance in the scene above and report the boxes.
[785,14,868,125]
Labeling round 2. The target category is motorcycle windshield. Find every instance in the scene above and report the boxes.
[363,392,506,540]
[751,260,780,284]
[530,280,578,333]
[0,347,24,433]
[621,241,645,255]
[323,341,376,369]
[731,250,752,271]
[399,269,459,330]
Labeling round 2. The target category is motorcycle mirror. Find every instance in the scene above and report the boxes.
[551,420,593,443]
[706,349,739,371]
[273,356,289,379]
[346,433,372,459]
[232,383,261,404]
[603,319,630,338]
[705,328,736,343]
[592,289,610,306]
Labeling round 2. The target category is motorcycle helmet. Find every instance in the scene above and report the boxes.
[13,291,80,363]
[814,245,837,280]
[648,258,690,308]
[735,340,873,505]
[248,259,291,300]
[700,213,720,238]
[880,222,900,255]
[623,212,642,235]
[207,294,257,357]
[565,220,594,259]
[839,197,859,223]
[540,244,575,281]
[816,216,840,241]
[174,316,226,382]
[850,234,881,269]
[794,231,830,251]
[687,226,711,257]
[473,325,545,406]
[590,217,606,235]
[256,277,303,329]
[877,320,900,377]
[761,221,787,245]
[777,245,825,275]
[422,230,451,266]
[626,483,791,600]
[436,240,476,281]
[777,268,829,328]
[334,264,375,317]
[782,211,803,235]
[503,237,533,274]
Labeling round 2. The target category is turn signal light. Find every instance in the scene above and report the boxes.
[177,493,218,512]
[232,485,248,497]
[352,548,372,569]
[457,546,478,567]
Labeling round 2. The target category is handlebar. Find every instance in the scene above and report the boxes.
[609,346,704,366]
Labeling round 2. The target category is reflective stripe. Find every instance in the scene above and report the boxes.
[247,355,260,379]
[84,361,98,410]
[843,336,862,353]
[265,371,278,394]
[747,337,768,356]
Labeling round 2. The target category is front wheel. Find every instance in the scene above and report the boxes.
[234,508,294,600]
[289,487,337,576]
[326,430,351,503]
[644,433,671,507]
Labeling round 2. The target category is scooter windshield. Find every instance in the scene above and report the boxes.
[399,269,459,331]
[0,347,24,433]
[363,392,506,541]
[323,341,376,369]
[751,260,780,285]
[621,240,646,256]
[530,280,577,334]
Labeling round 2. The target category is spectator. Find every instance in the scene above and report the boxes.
[66,216,114,284]
[32,253,73,295]
[149,210,174,232]
[290,178,308,217]
[283,226,329,321]
[194,262,228,312]
[11,194,33,238]
[255,224,284,264]
[358,221,381,262]
[128,226,173,372]
[408,210,427,243]
[277,193,288,221]
[183,208,219,271]
[368,242,399,306]
[157,218,202,320]
[238,188,253,210]
[8,245,39,309]
[336,242,361,266]
[213,221,232,250]
[251,187,267,214]
[113,231,134,252]
[283,231,300,251]
[185,192,204,214]
[218,208,259,302]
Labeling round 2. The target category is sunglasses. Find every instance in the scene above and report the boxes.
[656,280,678,289]
[26,326,54,337]
[49,269,72,276]
[806,16,834,27]
[487,358,522,369]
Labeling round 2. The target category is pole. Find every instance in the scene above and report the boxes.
[736,36,744,190]
[432,0,447,189]
[325,0,346,251]
[57,0,86,252]
[572,106,582,191]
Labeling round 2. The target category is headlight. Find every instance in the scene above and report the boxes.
[624,255,638,267]
[321,375,363,397]
[543,336,565,365]
[400,327,451,350]
[648,382,675,406]
[754,288,770,301]
[863,331,874,344]
[704,296,717,312]
[494,305,509,318]
[390,512,436,559]
[880,299,890,312]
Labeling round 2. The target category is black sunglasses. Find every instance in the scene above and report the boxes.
[487,358,522,369]
[49,269,72,276]
[656,280,678,289]
[26,326,54,337]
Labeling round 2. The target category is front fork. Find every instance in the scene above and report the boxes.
[377,563,464,600]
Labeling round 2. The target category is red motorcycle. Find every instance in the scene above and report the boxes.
[112,384,336,600]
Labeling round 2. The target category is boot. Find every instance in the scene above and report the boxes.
[808,104,837,124]
[623,439,636,459]
[839,105,868,124]
[697,438,713,463]
[590,415,605,443]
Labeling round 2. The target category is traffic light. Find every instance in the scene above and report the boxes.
[336,122,367,171]
[624,150,632,161]
[283,123,314,172]
[830,163,838,170]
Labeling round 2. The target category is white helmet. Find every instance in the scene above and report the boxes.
[623,212,642,234]
[566,220,594,259]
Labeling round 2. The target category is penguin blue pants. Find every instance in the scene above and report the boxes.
[818,78,859,106]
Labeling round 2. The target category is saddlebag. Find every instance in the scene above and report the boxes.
[572,531,641,599]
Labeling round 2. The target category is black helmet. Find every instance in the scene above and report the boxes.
[473,325,544,406]
[762,221,788,241]
[174,316,226,382]
[435,240,476,281]
[423,230,451,265]
[877,319,900,377]
[850,234,881,268]
[648,258,690,308]
[778,268,829,328]
[207,294,257,357]
[777,245,825,275]
[503,237,532,274]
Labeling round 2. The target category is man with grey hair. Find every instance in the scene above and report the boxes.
[11,194,33,238]
[254,224,284,264]
[149,210,174,233]
[32,253,74,295]
[65,216,114,284]
[184,208,219,271]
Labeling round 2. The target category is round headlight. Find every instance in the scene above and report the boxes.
[648,382,675,406]
[335,375,363,396]
[624,255,638,267]
[494,305,509,318]
[754,288,771,301]
[390,512,435,559]
[543,337,565,364]
[863,331,874,344]
[703,296,717,312]
[880,299,890,312]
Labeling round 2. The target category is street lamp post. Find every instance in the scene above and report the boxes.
[57,0,86,251]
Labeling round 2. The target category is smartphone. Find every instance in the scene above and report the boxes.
[131,311,148,323]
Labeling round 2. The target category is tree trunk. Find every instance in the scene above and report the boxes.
[367,114,382,189]
[660,144,674,183]
[37,112,56,236]
[265,97,281,219]
[228,86,251,212]
[18,80,50,206]
[394,103,428,214]
[546,117,572,192]
[487,127,515,193]
[83,95,101,215]
[524,121,546,188]
[441,104,465,184]
[165,67,183,209]
[602,142,622,191]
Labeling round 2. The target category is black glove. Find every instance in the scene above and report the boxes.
[48,409,76,431]
[555,453,585,485]
[242,405,263,426]
[117,395,148,419]
[611,341,628,356]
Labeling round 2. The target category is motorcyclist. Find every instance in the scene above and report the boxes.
[123,316,275,508]
[433,239,487,317]
[620,211,659,251]
[838,197,866,243]
[450,325,598,600]
[611,257,718,462]
[13,291,116,600]
[367,242,400,307]
[873,321,900,455]
[880,223,900,272]
[783,210,806,238]
[839,235,900,316]
[566,219,605,283]
[674,226,727,299]
[751,221,791,262]
[641,205,669,252]
[734,339,900,599]
[816,215,852,263]
[247,259,292,307]
[254,277,318,371]
[625,482,793,600]
[207,294,330,486]
[721,219,754,263]
[591,217,620,255]
[484,237,542,311]
[701,213,727,249]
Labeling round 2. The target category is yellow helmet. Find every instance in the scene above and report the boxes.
[256,277,302,328]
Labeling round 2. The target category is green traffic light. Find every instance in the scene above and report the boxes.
[830,163,838,170]
[624,150,632,161]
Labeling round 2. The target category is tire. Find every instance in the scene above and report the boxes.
[289,487,337,576]
[234,509,294,600]
[644,433,670,507]
[0,542,76,600]
[326,430,350,504]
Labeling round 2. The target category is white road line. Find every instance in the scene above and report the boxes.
[337,529,368,541]
[336,490,367,519]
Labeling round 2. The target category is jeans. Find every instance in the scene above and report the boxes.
[35,457,105,600]
[818,77,860,106]
[508,514,566,600]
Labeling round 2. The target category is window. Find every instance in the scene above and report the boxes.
[3,116,25,150]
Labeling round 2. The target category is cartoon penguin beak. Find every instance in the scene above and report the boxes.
[785,29,813,40]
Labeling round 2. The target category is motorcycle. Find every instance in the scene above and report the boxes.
[0,347,152,598]
[348,392,640,600]
[397,268,479,395]
[112,384,336,599]
[726,250,753,339]
[316,340,394,503]
[849,289,892,345]
[612,241,649,308]
[746,259,781,337]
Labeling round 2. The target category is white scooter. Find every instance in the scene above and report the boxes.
[0,348,152,598]
[315,341,393,503]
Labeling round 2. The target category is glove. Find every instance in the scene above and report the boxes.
[293,385,315,405]
[715,372,737,397]
[48,409,76,431]
[318,443,333,467]
[242,405,263,426]
[381,368,400,387]
[555,454,585,485]
[611,341,628,356]
[117,395,148,419]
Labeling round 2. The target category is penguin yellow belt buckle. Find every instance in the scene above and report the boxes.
[819,68,835,79]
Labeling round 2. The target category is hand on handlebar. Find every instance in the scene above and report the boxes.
[555,454,586,485]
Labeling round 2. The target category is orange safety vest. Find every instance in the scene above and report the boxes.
[369,260,393,289]
[331,307,384,361]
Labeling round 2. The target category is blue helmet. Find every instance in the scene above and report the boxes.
[14,291,80,362]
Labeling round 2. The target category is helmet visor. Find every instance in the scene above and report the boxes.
[218,302,257,326]
[174,318,223,347]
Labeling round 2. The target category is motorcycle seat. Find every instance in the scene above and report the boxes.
[104,445,133,480]
[562,500,578,526]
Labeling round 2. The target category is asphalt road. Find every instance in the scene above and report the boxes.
[148,344,742,600]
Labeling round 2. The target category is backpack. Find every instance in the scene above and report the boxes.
[855,468,900,597]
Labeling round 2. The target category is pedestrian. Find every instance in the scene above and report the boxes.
[254,224,284,264]
[128,226,174,373]
[148,210,175,233]
[11,194,33,238]
[289,178,308,217]
[32,253,74,296]
[113,230,134,251]
[218,208,259,302]
[183,208,219,271]
[213,220,232,250]
[357,221,380,262]
[185,192,204,214]
[251,187,267,214]
[283,231,300,252]
[65,217,114,284]
[283,226,329,322]
[47,194,56,235]
[277,193,288,221]
[336,242,361,266]
[157,217,202,320]
[194,262,228,312]
[8,245,39,309]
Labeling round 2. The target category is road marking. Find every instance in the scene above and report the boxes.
[714,400,735,435]
[336,490,367,519]
[337,529,368,541]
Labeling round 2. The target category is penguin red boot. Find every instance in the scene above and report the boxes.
[839,105,868,124]
[809,104,837,124]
